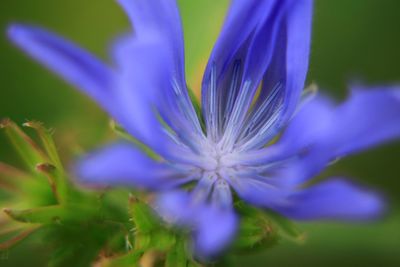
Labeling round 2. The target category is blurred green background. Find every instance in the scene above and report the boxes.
[1,0,399,266]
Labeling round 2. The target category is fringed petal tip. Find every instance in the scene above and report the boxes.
[7,22,113,113]
[7,23,43,51]
[7,23,23,40]
[7,23,39,41]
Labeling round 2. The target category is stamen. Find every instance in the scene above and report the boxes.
[171,78,204,137]
[162,117,203,154]
[220,80,253,149]
[191,173,217,204]
[239,105,283,150]
[163,173,200,189]
[223,61,242,128]
[206,64,219,141]
[240,82,283,139]
[236,82,285,150]
[212,179,233,209]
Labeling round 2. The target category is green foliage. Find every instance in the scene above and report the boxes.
[0,118,48,171]
[0,119,199,266]
[0,119,303,266]
[165,239,187,267]
[232,201,304,253]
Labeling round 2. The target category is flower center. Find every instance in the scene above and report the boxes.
[199,141,238,179]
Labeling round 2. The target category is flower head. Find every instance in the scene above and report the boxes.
[8,0,400,258]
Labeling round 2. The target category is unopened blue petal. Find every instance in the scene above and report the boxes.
[277,178,384,220]
[7,24,113,111]
[76,142,180,190]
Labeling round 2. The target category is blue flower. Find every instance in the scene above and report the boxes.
[8,0,400,258]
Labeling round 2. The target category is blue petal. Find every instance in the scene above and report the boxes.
[155,191,196,226]
[273,0,313,126]
[7,23,176,157]
[269,94,335,164]
[76,142,181,190]
[7,24,113,111]
[116,0,200,132]
[191,174,217,204]
[155,191,238,259]
[202,0,313,147]
[112,37,183,154]
[277,178,385,220]
[114,1,204,154]
[202,0,283,140]
[9,14,202,161]
[195,206,238,260]
[212,179,233,209]
[328,86,400,156]
[117,0,185,86]
[228,175,288,208]
[239,0,313,149]
[112,36,204,162]
[243,87,400,186]
[280,87,400,184]
[203,0,272,85]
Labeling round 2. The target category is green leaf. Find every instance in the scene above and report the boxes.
[103,250,144,267]
[149,231,176,251]
[35,163,61,201]
[0,162,31,192]
[165,239,187,267]
[263,210,305,243]
[233,201,280,250]
[49,240,104,267]
[0,225,41,250]
[235,201,304,247]
[3,204,97,224]
[23,121,64,172]
[129,197,160,234]
[233,215,279,251]
[23,122,70,203]
[3,205,66,224]
[0,118,48,171]
[36,162,70,204]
